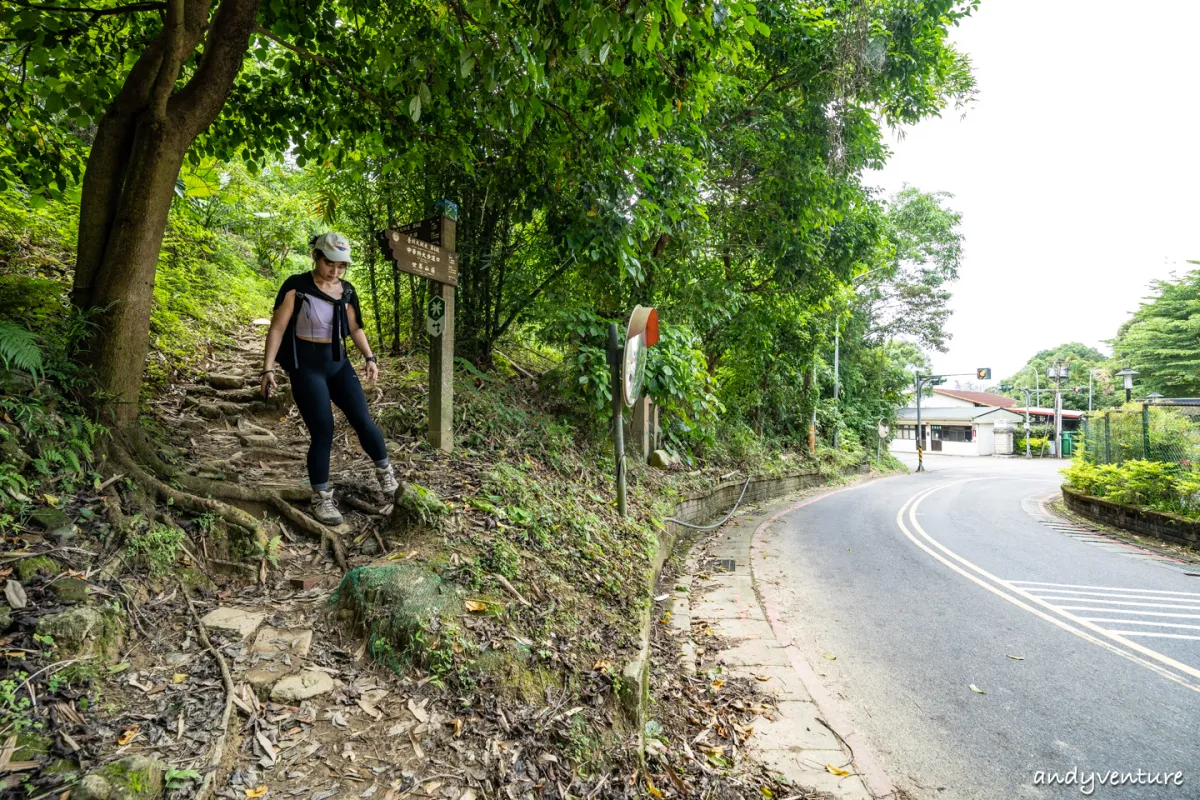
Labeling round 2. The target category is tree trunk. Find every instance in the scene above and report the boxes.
[71,0,262,433]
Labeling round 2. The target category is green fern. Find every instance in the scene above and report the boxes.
[0,322,43,378]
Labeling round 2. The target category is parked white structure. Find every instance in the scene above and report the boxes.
[889,406,1025,457]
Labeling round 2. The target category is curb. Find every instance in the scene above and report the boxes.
[749,480,899,800]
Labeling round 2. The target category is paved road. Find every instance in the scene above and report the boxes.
[755,455,1200,800]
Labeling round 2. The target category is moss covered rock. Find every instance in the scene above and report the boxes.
[36,605,124,663]
[76,755,166,800]
[16,554,61,582]
[388,482,448,534]
[48,577,90,603]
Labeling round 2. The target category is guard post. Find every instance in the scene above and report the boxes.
[378,202,459,453]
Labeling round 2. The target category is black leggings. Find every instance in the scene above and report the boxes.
[286,339,388,488]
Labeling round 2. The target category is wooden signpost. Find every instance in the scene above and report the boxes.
[378,204,458,453]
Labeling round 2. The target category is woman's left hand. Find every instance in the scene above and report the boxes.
[365,360,380,385]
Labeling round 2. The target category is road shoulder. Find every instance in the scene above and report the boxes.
[682,476,898,800]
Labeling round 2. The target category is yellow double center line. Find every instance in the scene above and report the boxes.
[896,479,1200,692]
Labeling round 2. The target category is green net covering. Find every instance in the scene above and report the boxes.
[331,563,463,672]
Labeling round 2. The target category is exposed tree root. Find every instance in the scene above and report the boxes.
[117,433,348,570]
[110,446,270,554]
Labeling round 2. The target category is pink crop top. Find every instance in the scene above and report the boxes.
[295,294,336,340]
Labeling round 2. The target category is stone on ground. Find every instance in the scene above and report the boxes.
[239,433,279,447]
[36,606,123,662]
[389,482,448,532]
[200,607,266,638]
[75,755,166,800]
[271,669,335,703]
[250,626,313,657]
[649,449,676,469]
[208,373,246,390]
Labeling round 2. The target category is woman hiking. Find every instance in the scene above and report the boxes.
[260,232,399,525]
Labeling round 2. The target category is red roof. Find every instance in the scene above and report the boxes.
[932,388,1018,408]
[1011,407,1085,419]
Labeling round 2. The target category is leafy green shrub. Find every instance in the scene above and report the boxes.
[1062,459,1200,519]
[643,324,723,458]
[126,524,185,575]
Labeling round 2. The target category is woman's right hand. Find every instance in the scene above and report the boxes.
[261,370,277,398]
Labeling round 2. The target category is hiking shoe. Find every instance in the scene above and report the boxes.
[376,465,399,496]
[310,490,343,525]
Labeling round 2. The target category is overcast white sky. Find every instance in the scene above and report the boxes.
[871,1,1199,383]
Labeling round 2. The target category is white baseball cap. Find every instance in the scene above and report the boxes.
[312,232,352,263]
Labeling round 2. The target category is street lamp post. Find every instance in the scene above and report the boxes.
[1116,368,1139,404]
[1088,367,1103,413]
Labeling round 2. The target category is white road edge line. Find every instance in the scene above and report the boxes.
[1108,632,1200,641]
[1023,588,1200,602]
[1022,596,1200,611]
[1082,619,1200,631]
[1053,607,1200,619]
[1008,580,1200,598]
[896,481,1200,692]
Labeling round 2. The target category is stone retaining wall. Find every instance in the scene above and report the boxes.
[620,465,870,733]
[1062,485,1200,549]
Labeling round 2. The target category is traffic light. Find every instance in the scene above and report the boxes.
[976,368,992,380]
[931,376,948,385]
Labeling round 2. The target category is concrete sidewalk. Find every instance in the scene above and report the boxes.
[676,484,892,800]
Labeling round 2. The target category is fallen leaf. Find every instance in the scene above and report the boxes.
[3,581,26,610]
[408,698,429,723]
[451,718,463,737]
[385,552,407,561]
[826,764,851,777]
[117,725,140,746]
[755,675,770,682]
[1006,655,1025,661]
[256,731,277,765]
[822,652,837,661]
[171,673,188,684]
[330,712,349,728]
[409,732,424,759]
[593,660,612,672]
[464,600,488,613]
[246,786,269,798]
[43,494,59,507]
[969,684,986,694]
[653,593,669,602]
[710,679,724,691]
[356,699,382,720]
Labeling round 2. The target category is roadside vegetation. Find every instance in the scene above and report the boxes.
[1062,460,1200,522]
[2,0,974,796]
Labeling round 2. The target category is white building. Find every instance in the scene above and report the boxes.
[890,406,1025,457]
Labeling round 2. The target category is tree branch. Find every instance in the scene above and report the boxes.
[249,25,446,145]
[492,254,577,343]
[10,0,166,14]
[149,0,186,119]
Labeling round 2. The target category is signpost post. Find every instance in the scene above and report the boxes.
[608,306,659,517]
[379,203,459,453]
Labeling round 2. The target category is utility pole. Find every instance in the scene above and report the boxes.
[1047,360,1066,458]
[1021,388,1032,459]
[915,373,925,473]
[833,317,840,449]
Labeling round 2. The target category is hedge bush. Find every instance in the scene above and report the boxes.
[1062,460,1200,520]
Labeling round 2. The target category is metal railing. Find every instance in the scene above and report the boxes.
[1080,400,1200,466]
